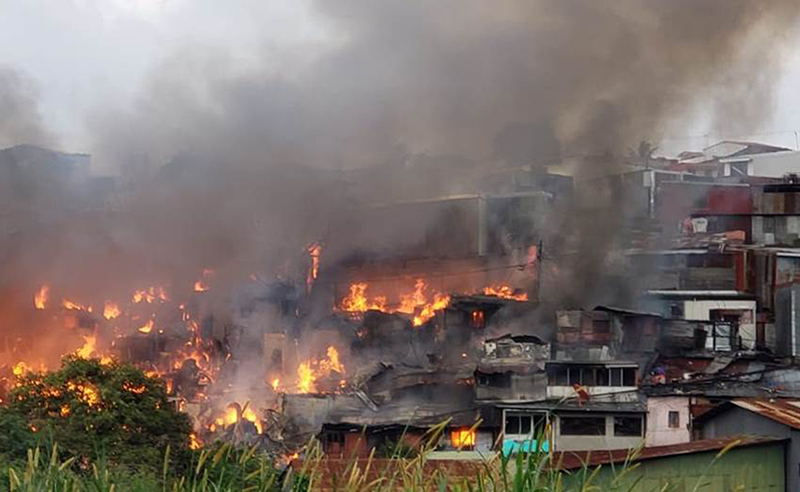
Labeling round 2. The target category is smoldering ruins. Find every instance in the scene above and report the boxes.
[2,0,800,460]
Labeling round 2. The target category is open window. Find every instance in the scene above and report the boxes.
[559,416,606,436]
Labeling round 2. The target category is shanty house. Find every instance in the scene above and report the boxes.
[694,398,800,492]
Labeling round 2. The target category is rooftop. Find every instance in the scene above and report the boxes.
[555,436,782,470]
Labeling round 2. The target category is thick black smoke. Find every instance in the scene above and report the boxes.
[5,0,800,316]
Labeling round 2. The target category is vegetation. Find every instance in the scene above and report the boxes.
[0,358,740,491]
[0,356,192,476]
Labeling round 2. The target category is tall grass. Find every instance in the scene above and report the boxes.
[4,424,739,491]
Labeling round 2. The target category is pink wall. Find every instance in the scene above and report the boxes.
[646,396,692,447]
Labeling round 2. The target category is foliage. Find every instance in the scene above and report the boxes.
[1,355,193,475]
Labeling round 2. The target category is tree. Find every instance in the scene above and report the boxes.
[1,355,192,474]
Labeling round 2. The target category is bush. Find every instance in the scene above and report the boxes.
[2,355,193,475]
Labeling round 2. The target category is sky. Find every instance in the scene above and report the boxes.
[2,0,800,163]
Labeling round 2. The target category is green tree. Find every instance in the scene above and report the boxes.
[1,355,192,474]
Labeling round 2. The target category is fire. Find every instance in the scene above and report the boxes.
[297,362,315,393]
[76,334,97,358]
[319,346,345,374]
[103,301,120,320]
[271,378,281,391]
[194,268,214,292]
[296,345,347,393]
[132,286,168,304]
[338,279,450,326]
[189,433,201,450]
[123,382,147,394]
[138,319,154,334]
[224,405,239,426]
[306,243,322,292]
[60,404,70,417]
[339,283,387,312]
[242,405,263,433]
[450,428,476,448]
[34,285,49,309]
[482,285,528,301]
[12,361,28,377]
[67,381,101,407]
[62,299,92,312]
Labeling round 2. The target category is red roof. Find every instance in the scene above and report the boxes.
[554,436,781,470]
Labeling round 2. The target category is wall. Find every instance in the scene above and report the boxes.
[547,385,638,402]
[563,442,785,492]
[554,414,644,452]
[744,150,800,178]
[682,299,757,350]
[700,406,796,492]
[752,215,800,246]
[646,396,691,447]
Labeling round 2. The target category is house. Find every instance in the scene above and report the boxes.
[694,398,800,492]
[556,436,786,491]
[670,140,791,178]
[490,401,646,453]
[475,333,549,402]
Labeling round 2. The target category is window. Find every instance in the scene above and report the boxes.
[613,416,643,437]
[729,162,749,176]
[668,411,680,429]
[322,431,346,454]
[504,412,545,437]
[622,367,636,386]
[549,366,637,387]
[560,417,606,436]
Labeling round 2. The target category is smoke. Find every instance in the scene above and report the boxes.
[0,67,54,148]
[0,0,799,364]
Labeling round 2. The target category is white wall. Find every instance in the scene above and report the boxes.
[742,151,800,178]
[646,396,691,447]
[555,414,644,452]
[547,386,638,402]
[682,299,757,349]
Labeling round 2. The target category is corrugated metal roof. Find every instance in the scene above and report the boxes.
[555,436,783,470]
[732,398,800,429]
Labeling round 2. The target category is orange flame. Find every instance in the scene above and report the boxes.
[297,362,315,393]
[67,380,100,407]
[132,286,168,304]
[242,406,263,434]
[103,301,120,320]
[296,345,346,394]
[450,428,476,448]
[34,285,49,310]
[194,269,214,292]
[138,319,154,334]
[62,299,92,312]
[481,285,528,301]
[189,433,202,450]
[12,361,28,377]
[306,243,322,292]
[271,378,281,392]
[338,279,449,326]
[76,334,97,358]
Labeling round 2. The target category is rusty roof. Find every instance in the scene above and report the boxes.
[555,436,782,470]
[731,398,800,429]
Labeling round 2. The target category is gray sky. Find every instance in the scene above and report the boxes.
[2,0,800,161]
[0,0,330,152]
